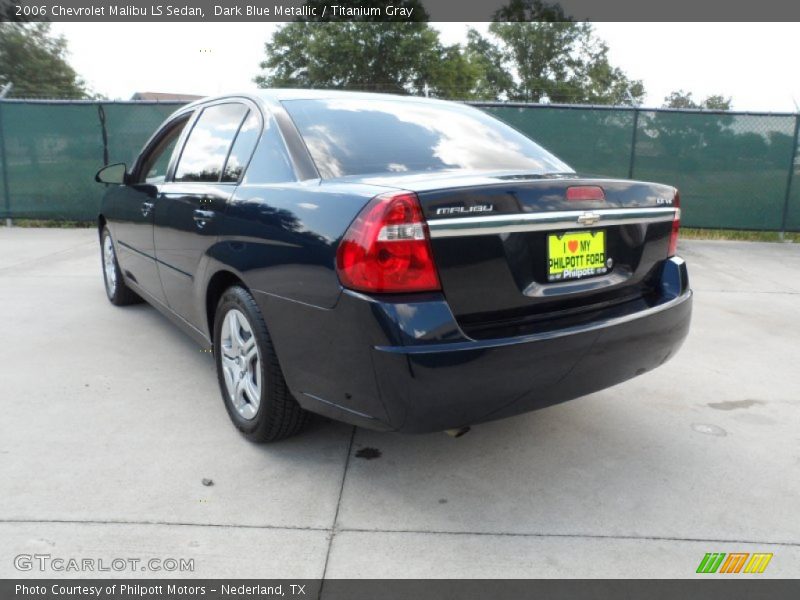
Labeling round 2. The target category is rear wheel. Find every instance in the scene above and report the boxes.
[213,285,308,442]
[101,227,142,306]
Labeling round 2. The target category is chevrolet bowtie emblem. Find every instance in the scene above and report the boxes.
[577,212,600,226]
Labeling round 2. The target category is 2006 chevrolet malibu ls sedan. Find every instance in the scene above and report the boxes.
[96,90,691,442]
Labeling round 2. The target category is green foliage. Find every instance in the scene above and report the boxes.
[486,18,645,105]
[681,228,800,242]
[13,219,94,228]
[254,0,448,95]
[0,22,87,99]
[663,90,733,110]
[426,44,483,100]
[493,0,570,21]
[254,21,445,95]
[253,0,735,109]
[464,28,516,100]
[254,0,645,104]
[703,95,733,110]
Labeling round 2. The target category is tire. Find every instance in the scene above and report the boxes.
[213,285,308,442]
[101,226,142,306]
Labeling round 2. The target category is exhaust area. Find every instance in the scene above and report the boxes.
[444,426,471,438]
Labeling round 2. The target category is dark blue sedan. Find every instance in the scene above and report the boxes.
[95,90,691,442]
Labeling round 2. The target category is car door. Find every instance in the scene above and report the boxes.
[153,101,259,329]
[111,114,191,304]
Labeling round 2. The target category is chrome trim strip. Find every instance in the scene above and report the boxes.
[427,207,677,238]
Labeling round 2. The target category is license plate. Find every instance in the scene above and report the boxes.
[547,230,609,282]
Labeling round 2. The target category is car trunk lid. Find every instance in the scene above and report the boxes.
[406,174,679,338]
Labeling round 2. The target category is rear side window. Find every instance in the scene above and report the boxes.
[174,103,248,182]
[221,110,260,182]
[282,98,573,179]
[241,114,296,184]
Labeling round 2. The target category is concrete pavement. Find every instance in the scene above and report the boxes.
[1,228,798,578]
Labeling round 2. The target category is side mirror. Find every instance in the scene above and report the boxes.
[95,163,128,185]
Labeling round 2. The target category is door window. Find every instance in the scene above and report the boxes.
[174,103,248,183]
[139,116,189,184]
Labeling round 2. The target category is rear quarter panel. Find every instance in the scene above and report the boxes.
[203,181,393,424]
[210,182,385,308]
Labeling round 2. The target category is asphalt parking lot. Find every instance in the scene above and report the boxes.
[1,228,799,578]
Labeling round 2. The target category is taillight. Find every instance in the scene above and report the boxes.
[668,191,681,257]
[566,186,605,201]
[336,192,441,293]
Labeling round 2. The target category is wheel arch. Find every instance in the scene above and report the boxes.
[97,214,107,239]
[205,270,247,340]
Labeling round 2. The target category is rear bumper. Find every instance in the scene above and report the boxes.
[374,286,691,432]
[259,257,692,433]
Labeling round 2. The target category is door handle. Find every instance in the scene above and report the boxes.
[193,209,216,229]
[141,201,154,218]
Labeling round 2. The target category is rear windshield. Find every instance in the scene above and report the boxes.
[282,98,573,179]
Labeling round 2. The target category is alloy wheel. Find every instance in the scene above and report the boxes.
[103,234,117,297]
[220,308,262,420]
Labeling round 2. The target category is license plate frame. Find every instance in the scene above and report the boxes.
[547,229,609,282]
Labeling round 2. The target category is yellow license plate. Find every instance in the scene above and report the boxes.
[547,230,608,282]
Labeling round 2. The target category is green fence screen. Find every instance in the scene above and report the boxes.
[0,100,183,220]
[1,99,799,230]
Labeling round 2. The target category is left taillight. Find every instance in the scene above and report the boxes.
[668,191,681,257]
[336,192,441,293]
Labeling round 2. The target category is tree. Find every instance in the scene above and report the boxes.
[484,0,645,105]
[702,95,732,110]
[663,90,732,110]
[253,0,466,96]
[426,44,483,100]
[493,0,571,21]
[1,0,26,21]
[254,21,445,95]
[254,0,645,104]
[463,28,515,100]
[0,22,87,98]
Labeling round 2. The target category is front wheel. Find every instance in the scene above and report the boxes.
[101,227,142,306]
[214,285,308,442]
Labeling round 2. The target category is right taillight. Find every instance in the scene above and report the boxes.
[336,191,441,294]
[668,191,681,257]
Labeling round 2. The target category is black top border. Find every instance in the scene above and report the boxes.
[2,0,799,22]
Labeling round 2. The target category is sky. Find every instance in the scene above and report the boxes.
[50,22,800,112]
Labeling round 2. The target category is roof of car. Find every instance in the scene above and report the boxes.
[181,88,455,110]
[260,88,445,101]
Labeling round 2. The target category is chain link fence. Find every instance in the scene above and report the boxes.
[1,99,799,231]
[0,100,184,221]
[480,103,800,231]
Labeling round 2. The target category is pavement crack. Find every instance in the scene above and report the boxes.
[3,519,798,549]
[0,518,327,532]
[320,426,357,587]
[337,527,800,547]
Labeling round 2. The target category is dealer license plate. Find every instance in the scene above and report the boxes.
[547,230,609,282]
